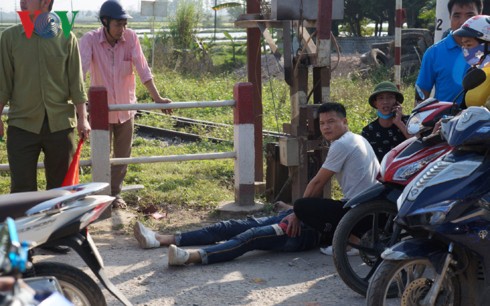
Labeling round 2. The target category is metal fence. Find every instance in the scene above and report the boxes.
[0,82,257,206]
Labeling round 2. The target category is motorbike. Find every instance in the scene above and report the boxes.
[331,68,487,296]
[365,105,490,305]
[0,182,132,306]
[0,217,71,306]
[331,99,453,296]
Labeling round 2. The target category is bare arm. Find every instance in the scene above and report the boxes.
[415,88,430,106]
[392,103,411,139]
[303,167,335,198]
[75,103,91,140]
[144,79,172,114]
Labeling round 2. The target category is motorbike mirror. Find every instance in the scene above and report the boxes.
[463,67,486,91]
[0,218,29,274]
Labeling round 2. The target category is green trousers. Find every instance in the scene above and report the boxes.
[7,119,75,193]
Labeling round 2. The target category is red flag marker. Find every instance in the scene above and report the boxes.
[62,138,84,186]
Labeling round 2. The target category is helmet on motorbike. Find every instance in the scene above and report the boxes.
[368,81,404,108]
[99,0,132,24]
[465,67,490,106]
[454,15,490,42]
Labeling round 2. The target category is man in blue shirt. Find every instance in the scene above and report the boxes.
[416,0,482,105]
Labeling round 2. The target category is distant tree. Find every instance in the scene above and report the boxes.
[341,0,438,37]
[169,1,201,50]
[365,0,391,36]
[405,0,434,28]
[343,0,368,36]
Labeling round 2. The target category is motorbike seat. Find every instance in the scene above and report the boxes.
[0,189,72,221]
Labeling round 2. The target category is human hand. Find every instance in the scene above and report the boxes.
[431,119,442,135]
[392,103,403,124]
[0,277,34,292]
[0,276,15,291]
[155,97,172,115]
[282,213,301,237]
[77,116,91,140]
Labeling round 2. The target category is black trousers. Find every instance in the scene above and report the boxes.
[7,120,75,193]
[293,197,347,245]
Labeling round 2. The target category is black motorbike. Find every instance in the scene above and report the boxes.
[331,68,487,296]
[366,105,490,305]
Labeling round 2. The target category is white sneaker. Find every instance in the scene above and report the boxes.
[168,244,190,266]
[320,246,333,255]
[320,246,359,256]
[133,222,160,249]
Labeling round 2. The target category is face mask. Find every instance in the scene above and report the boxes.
[463,43,485,66]
[377,110,393,119]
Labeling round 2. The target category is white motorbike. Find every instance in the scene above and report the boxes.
[1,217,71,306]
[0,183,132,306]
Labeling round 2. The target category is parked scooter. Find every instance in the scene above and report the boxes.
[365,105,490,305]
[0,217,71,306]
[0,182,132,306]
[331,68,487,296]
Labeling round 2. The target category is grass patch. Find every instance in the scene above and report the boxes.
[0,67,416,211]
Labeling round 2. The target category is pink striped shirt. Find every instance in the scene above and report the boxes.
[80,27,153,124]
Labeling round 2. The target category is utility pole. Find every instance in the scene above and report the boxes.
[394,0,402,88]
[214,0,217,39]
[15,0,18,23]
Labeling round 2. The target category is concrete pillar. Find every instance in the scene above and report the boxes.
[435,0,450,43]
[233,82,255,206]
[88,87,111,196]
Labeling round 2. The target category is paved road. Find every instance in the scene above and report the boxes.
[36,210,367,306]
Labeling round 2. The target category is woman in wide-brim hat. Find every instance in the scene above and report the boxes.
[362,81,411,162]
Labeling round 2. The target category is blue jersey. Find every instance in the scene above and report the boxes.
[416,33,469,104]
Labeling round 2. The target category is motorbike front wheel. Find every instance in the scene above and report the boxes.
[366,258,461,306]
[31,262,107,306]
[332,199,398,296]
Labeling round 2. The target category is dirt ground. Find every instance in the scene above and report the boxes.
[35,208,367,306]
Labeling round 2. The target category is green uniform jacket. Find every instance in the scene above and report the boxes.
[0,24,87,134]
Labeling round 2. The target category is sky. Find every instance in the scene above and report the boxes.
[0,0,141,13]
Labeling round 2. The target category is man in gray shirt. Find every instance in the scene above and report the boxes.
[282,102,380,251]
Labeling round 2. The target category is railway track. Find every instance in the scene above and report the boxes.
[135,110,286,143]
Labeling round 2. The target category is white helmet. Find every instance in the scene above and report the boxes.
[454,15,490,42]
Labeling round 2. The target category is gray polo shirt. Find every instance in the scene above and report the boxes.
[322,131,380,200]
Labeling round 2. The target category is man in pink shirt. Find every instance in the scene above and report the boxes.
[80,0,172,208]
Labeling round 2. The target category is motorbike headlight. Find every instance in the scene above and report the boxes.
[407,111,433,135]
[406,200,459,226]
[393,152,444,181]
[407,113,424,135]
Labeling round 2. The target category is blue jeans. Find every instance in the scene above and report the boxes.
[175,209,321,264]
